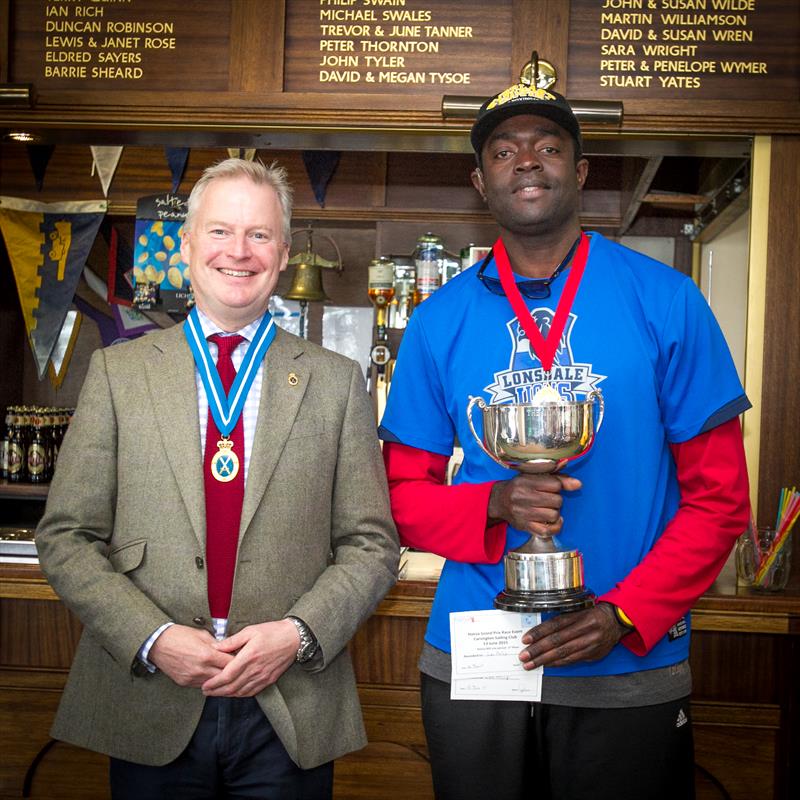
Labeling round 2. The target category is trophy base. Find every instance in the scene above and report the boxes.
[494,586,595,613]
[497,548,594,612]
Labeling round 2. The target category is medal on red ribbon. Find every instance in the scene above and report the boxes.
[493,232,590,378]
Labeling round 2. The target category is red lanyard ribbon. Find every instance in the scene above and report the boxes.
[494,232,589,374]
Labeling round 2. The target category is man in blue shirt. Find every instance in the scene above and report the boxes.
[380,83,750,800]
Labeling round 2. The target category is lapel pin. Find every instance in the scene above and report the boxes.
[288,372,299,386]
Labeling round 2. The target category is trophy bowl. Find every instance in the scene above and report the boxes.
[467,390,604,613]
[478,399,599,465]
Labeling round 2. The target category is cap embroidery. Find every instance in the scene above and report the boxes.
[486,85,558,111]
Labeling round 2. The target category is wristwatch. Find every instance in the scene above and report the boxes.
[287,616,319,663]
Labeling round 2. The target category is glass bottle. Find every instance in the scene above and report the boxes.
[27,409,48,483]
[413,233,443,305]
[6,407,26,483]
[368,257,396,341]
[0,406,11,480]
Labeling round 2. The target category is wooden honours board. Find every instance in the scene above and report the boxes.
[10,0,233,91]
[567,0,800,100]
[2,0,798,133]
[284,0,512,95]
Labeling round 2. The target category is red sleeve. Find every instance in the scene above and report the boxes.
[600,417,751,655]
[382,441,507,563]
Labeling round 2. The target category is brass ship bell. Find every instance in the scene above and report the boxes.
[285,226,342,303]
[285,226,343,338]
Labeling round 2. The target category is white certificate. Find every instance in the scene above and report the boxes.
[449,609,543,702]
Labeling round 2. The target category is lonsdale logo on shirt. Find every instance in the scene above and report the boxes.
[484,310,606,404]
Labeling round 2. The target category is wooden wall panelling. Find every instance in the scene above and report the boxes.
[690,627,800,799]
[384,152,485,216]
[0,244,24,411]
[350,613,427,688]
[692,703,779,800]
[0,598,81,668]
[785,637,800,800]
[0,587,93,798]
[0,670,111,800]
[24,741,110,800]
[0,0,9,82]
[334,740,433,800]
[338,585,434,799]
[228,0,285,94]
[691,631,781,705]
[512,0,571,89]
[757,137,800,567]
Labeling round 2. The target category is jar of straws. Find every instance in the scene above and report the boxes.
[736,487,798,591]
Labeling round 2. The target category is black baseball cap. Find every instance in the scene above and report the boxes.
[470,84,583,160]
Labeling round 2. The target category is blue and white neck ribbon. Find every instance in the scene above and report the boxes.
[183,307,276,437]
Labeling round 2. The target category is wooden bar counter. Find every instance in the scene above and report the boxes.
[1,548,798,800]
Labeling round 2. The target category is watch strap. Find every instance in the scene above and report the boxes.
[286,616,318,663]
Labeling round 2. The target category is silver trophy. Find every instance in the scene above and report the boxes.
[467,387,604,612]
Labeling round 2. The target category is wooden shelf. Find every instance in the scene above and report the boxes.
[0,480,49,500]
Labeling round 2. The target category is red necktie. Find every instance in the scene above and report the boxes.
[203,333,245,619]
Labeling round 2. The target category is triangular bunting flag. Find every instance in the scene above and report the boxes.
[226,148,257,162]
[165,147,190,193]
[0,196,107,379]
[26,144,55,191]
[90,145,124,197]
[47,309,81,389]
[301,150,341,207]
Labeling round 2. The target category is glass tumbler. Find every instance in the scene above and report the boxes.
[736,526,792,591]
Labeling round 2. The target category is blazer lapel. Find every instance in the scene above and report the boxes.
[144,325,206,547]
[240,328,308,538]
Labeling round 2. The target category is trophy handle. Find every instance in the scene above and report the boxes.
[589,389,605,434]
[466,395,508,469]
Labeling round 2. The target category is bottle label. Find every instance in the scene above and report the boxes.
[369,263,395,289]
[7,443,23,475]
[416,260,441,295]
[28,443,46,476]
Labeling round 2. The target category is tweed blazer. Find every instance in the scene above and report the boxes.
[35,323,399,769]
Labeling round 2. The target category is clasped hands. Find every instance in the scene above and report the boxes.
[487,462,630,669]
[148,618,299,697]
